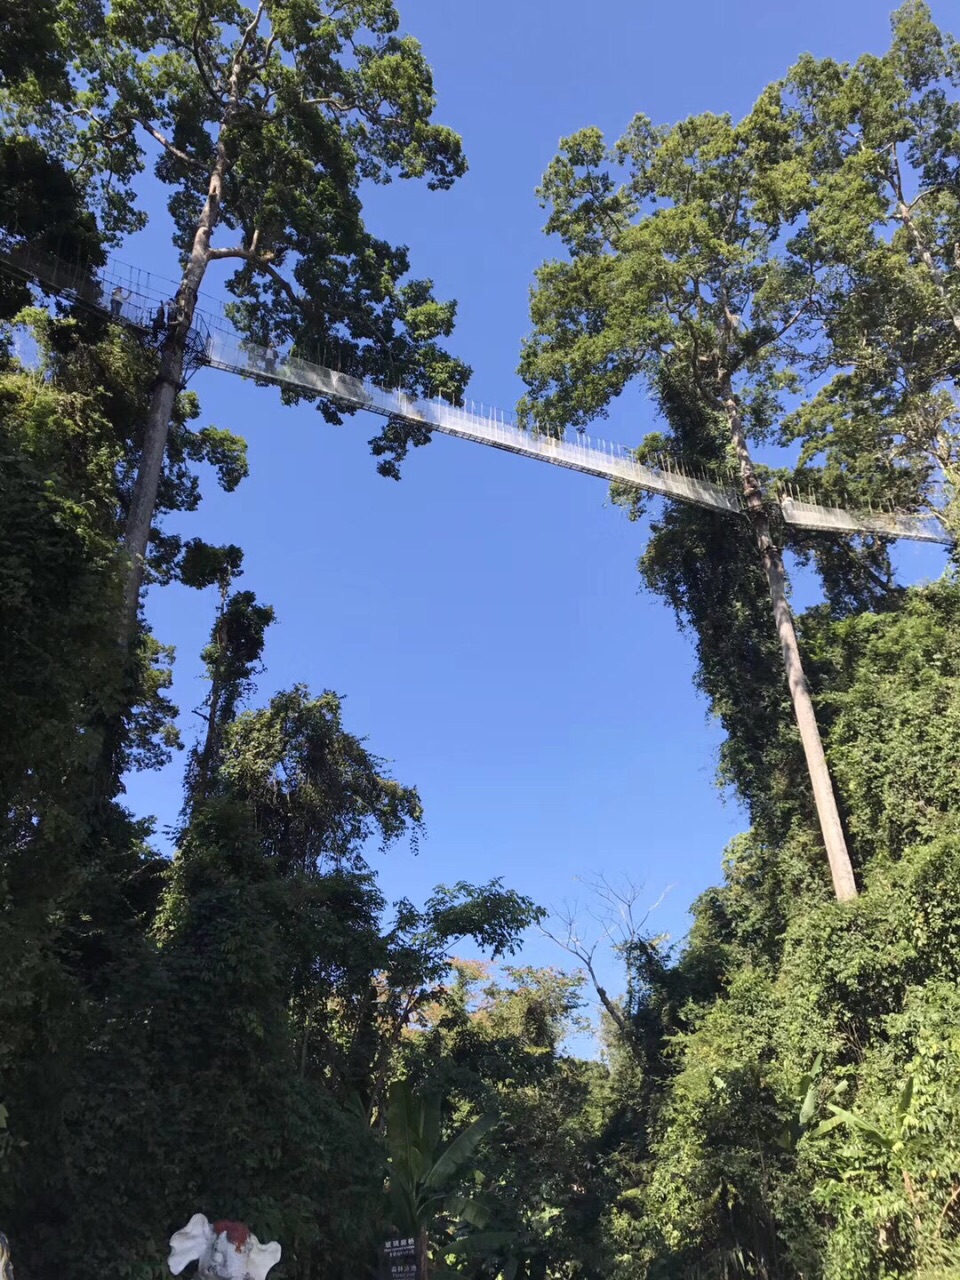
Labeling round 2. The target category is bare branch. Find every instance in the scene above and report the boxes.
[241,0,267,50]
[540,914,628,1036]
[906,183,948,214]
[66,106,132,147]
[301,94,355,111]
[889,142,907,207]
[136,118,207,170]
[540,875,672,1049]
[770,296,813,346]
[205,246,251,259]
[225,0,267,88]
[206,243,304,313]
[251,29,278,73]
[581,871,671,947]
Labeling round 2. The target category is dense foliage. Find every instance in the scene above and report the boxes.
[0,310,542,1280]
[0,0,472,642]
[2,3,960,1280]
[591,581,960,1280]
[518,0,960,902]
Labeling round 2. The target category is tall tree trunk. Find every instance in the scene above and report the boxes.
[118,171,223,645]
[119,25,255,646]
[417,1228,429,1280]
[120,337,187,643]
[721,381,858,902]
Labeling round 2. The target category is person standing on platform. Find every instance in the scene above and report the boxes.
[110,286,131,318]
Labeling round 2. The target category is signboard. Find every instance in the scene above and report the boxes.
[380,1236,420,1280]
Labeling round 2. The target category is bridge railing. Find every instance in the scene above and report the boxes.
[1,233,952,544]
[204,330,745,514]
[0,234,213,355]
[780,497,949,546]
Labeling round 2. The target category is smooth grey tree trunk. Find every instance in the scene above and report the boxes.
[722,383,859,902]
[120,339,187,642]
[119,38,252,647]
[119,168,224,644]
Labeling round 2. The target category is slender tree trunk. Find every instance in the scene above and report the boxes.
[721,381,858,901]
[196,657,223,801]
[119,184,221,645]
[120,339,187,642]
[119,39,252,645]
[417,1228,429,1280]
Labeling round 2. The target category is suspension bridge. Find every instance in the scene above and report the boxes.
[1,235,952,548]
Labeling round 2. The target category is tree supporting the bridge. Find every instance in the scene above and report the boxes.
[725,384,859,902]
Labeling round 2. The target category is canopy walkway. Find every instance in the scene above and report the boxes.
[1,236,951,547]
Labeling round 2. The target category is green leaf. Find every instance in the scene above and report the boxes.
[444,1231,517,1255]
[799,1081,819,1128]
[896,1075,914,1127]
[444,1193,494,1230]
[810,1114,848,1140]
[820,1105,893,1150]
[425,1112,499,1191]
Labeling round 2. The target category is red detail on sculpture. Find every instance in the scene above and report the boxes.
[213,1222,251,1251]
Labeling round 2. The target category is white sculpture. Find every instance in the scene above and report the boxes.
[168,1214,281,1280]
[0,1231,13,1280]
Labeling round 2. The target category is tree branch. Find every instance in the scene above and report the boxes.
[889,142,907,207]
[540,922,630,1036]
[205,245,263,261]
[906,183,949,214]
[225,0,266,87]
[367,986,423,1121]
[206,243,305,312]
[136,118,207,170]
[241,0,267,48]
[301,94,355,111]
[585,165,626,246]
[66,106,132,147]
[251,29,278,73]
[770,296,813,346]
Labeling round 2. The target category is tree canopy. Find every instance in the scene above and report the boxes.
[518,0,960,901]
[1,0,472,641]
[518,65,865,897]
[3,4,960,1280]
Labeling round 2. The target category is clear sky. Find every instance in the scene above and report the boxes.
[121,0,950,1021]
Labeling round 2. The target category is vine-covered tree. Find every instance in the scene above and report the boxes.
[518,85,866,898]
[518,2,959,905]
[3,572,544,1277]
[516,5,959,901]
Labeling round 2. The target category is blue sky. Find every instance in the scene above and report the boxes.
[121,0,950,1022]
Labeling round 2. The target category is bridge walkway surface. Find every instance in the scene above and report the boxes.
[1,236,950,548]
